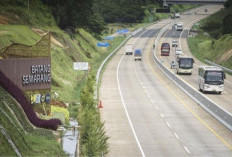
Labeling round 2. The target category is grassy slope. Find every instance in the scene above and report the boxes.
[0,86,66,156]
[0,1,126,155]
[188,7,232,69]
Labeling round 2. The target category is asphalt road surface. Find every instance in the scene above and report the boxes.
[100,5,232,157]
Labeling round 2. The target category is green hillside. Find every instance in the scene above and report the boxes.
[0,1,124,155]
[188,7,232,70]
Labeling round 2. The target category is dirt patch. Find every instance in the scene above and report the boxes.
[31,27,64,48]
[31,28,46,36]
[51,35,64,48]
[217,49,232,63]
[0,15,9,24]
[0,31,8,35]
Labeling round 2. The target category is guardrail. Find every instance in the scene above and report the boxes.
[205,59,232,74]
[153,24,232,131]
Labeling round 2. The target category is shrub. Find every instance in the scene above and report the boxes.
[78,74,109,156]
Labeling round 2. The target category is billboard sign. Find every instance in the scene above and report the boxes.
[0,58,51,90]
[73,62,89,71]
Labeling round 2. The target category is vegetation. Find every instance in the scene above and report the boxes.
[78,74,109,156]
[0,0,199,155]
[0,86,66,156]
[188,6,232,69]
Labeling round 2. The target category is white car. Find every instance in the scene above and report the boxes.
[172,40,178,47]
[175,48,182,55]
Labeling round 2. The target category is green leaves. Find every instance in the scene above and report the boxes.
[78,74,109,156]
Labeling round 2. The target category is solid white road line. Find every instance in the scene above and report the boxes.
[184,146,191,154]
[117,55,145,157]
[174,133,180,140]
[166,122,171,128]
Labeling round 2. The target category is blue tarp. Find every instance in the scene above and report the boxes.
[97,42,109,47]
[116,29,129,34]
[104,36,114,40]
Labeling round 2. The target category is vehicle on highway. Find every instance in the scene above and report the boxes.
[174,12,181,18]
[176,22,183,31]
[134,49,142,61]
[198,66,226,94]
[172,40,178,47]
[161,43,170,56]
[176,56,194,75]
[171,60,177,69]
[171,14,175,19]
[175,48,182,55]
[125,44,133,55]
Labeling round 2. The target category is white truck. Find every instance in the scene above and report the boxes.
[125,44,133,55]
[175,12,181,18]
[176,22,183,31]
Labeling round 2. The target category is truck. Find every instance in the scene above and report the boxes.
[176,56,194,75]
[176,22,183,31]
[174,12,181,18]
[125,44,133,55]
[134,49,142,61]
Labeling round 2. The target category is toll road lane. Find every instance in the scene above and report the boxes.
[158,4,232,113]
[100,5,232,156]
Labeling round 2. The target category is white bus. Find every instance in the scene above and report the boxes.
[198,66,226,94]
[176,56,194,75]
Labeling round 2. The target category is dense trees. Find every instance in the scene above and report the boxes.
[41,0,151,33]
[224,0,232,8]
[1,0,163,34]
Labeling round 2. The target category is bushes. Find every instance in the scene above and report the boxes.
[51,106,69,124]
[78,74,109,156]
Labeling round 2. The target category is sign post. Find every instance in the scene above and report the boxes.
[73,62,89,80]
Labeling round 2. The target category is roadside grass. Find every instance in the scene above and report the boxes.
[188,33,232,70]
[24,134,65,156]
[200,7,231,26]
[188,7,232,70]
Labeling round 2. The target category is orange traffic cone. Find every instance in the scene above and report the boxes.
[99,100,103,108]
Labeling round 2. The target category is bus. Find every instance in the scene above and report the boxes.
[176,56,194,75]
[161,43,170,56]
[198,66,226,94]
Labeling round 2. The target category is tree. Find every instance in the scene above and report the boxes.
[224,0,232,8]
[223,13,232,34]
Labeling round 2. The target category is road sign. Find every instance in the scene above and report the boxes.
[73,62,89,71]
[156,8,170,13]
[97,42,109,47]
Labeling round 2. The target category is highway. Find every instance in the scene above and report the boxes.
[100,5,232,157]
[157,5,232,114]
